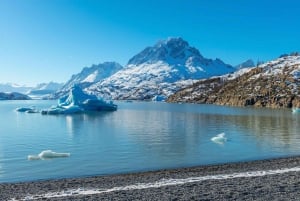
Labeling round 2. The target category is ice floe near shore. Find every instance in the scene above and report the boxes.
[28,150,70,160]
[211,132,227,144]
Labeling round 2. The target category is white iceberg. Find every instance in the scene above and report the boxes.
[41,85,117,115]
[211,132,227,144]
[28,150,70,160]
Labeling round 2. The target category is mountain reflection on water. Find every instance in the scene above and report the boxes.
[0,100,299,182]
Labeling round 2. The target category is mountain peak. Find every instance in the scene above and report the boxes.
[127,37,203,66]
[156,37,188,48]
[53,62,123,99]
[235,59,255,69]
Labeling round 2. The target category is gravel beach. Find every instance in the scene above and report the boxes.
[2,156,300,200]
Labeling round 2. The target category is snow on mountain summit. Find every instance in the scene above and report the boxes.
[88,37,235,100]
[235,59,255,69]
[127,37,235,79]
[128,37,204,66]
[67,62,123,85]
[127,37,233,76]
[54,62,123,98]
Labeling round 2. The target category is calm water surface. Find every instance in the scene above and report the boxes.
[0,100,299,183]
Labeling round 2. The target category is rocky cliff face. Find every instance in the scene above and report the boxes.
[167,56,300,108]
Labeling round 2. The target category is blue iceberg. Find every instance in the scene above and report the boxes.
[41,86,117,115]
[16,107,35,112]
[16,106,40,113]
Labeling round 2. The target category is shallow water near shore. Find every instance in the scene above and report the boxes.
[0,100,299,183]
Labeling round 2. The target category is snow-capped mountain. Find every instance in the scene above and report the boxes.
[0,83,32,93]
[54,62,123,98]
[33,82,64,91]
[27,82,64,98]
[127,37,234,78]
[168,55,300,108]
[88,37,235,100]
[235,59,255,69]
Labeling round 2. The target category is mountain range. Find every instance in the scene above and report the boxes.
[0,82,63,99]
[57,37,236,101]
[167,55,300,108]
[0,92,31,100]
[0,83,32,94]
[6,37,295,105]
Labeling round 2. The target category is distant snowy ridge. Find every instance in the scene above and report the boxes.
[33,82,64,91]
[235,59,255,69]
[0,92,31,100]
[0,82,63,99]
[54,62,123,98]
[28,82,64,97]
[88,37,235,100]
[0,83,32,93]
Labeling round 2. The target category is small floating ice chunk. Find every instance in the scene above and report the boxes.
[16,106,39,113]
[27,155,41,160]
[292,108,300,114]
[16,107,34,112]
[211,132,227,144]
[26,109,39,113]
[28,150,70,160]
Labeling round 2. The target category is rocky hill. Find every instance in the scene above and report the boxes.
[88,37,235,100]
[167,55,300,108]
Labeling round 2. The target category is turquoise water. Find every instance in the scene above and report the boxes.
[0,100,299,183]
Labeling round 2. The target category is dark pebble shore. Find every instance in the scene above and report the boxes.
[2,156,300,200]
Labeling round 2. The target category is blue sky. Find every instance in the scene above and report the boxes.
[0,0,300,86]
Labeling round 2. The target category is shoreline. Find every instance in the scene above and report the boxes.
[2,156,300,200]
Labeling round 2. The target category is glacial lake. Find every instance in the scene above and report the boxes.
[0,100,299,183]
